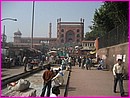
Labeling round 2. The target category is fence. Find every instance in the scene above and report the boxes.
[98,23,128,48]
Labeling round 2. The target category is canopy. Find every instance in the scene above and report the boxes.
[47,51,57,56]
[90,51,96,54]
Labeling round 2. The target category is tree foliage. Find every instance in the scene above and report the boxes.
[85,1,128,40]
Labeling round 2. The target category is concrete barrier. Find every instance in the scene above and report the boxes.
[57,70,71,97]
[64,70,71,96]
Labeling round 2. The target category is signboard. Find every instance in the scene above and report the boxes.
[102,55,107,60]
[116,54,122,61]
[123,55,126,62]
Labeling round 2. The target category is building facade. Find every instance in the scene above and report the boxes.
[13,30,57,50]
[13,19,85,49]
[57,18,84,46]
[82,40,95,50]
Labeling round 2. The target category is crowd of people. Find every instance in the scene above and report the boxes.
[3,50,127,97]
[2,55,23,68]
[39,55,95,97]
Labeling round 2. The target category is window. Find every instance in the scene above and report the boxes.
[61,29,64,32]
[69,33,73,36]
[77,29,80,32]
[61,39,64,43]
[61,34,64,37]
[68,38,72,41]
[77,34,80,37]
[77,39,80,43]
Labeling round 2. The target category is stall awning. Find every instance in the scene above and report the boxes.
[90,51,96,54]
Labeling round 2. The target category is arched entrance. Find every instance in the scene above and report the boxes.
[66,30,75,43]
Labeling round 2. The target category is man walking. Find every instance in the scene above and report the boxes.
[113,59,125,97]
[78,56,81,67]
[22,55,28,72]
[68,56,72,70]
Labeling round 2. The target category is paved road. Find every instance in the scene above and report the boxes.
[67,65,128,97]
[2,66,24,80]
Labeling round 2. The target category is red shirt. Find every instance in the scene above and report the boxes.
[43,70,54,83]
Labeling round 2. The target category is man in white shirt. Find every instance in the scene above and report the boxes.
[68,57,72,69]
[52,69,64,87]
[113,59,125,97]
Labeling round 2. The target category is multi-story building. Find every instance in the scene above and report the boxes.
[13,24,57,50]
[57,18,84,46]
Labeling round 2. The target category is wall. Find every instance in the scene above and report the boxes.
[97,42,128,74]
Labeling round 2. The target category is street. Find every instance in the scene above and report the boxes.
[67,65,128,97]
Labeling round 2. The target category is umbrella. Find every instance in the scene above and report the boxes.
[47,51,57,55]
[75,46,79,49]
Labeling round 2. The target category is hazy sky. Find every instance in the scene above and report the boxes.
[2,1,103,42]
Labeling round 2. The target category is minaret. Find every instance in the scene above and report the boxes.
[49,23,52,38]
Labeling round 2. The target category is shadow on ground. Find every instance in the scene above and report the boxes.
[68,87,76,91]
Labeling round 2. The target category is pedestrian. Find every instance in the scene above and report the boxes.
[96,55,100,64]
[98,59,105,70]
[73,56,76,66]
[113,59,125,97]
[16,56,19,66]
[78,56,81,67]
[5,56,10,68]
[18,55,22,66]
[22,55,28,72]
[50,86,60,97]
[52,69,64,86]
[85,57,90,70]
[41,65,55,97]
[27,60,33,70]
[82,56,86,69]
[61,58,66,70]
[88,57,92,70]
[68,56,72,69]
[42,55,45,64]
[59,57,62,64]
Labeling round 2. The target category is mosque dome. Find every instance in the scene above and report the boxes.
[14,29,22,35]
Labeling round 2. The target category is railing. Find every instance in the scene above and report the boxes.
[99,23,128,48]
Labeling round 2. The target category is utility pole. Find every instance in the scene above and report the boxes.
[2,25,7,49]
[31,1,35,48]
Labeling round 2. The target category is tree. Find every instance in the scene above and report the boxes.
[85,1,128,40]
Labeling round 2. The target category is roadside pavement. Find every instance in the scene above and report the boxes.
[67,65,128,97]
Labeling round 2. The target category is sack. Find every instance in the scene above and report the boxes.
[7,79,30,91]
